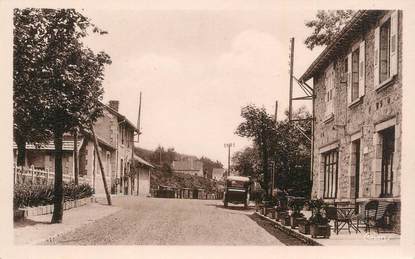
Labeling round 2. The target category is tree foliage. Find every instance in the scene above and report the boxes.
[304,10,356,50]
[235,105,276,198]
[13,8,111,223]
[234,105,312,198]
[231,146,260,180]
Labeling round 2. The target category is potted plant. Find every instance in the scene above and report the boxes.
[275,190,289,221]
[297,218,311,234]
[288,197,306,229]
[297,200,311,234]
[308,199,331,238]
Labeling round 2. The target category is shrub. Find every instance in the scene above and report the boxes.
[14,182,94,209]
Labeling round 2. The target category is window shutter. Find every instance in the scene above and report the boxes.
[347,53,352,104]
[359,41,365,97]
[390,10,398,77]
[374,27,380,88]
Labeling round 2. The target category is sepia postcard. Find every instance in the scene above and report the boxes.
[1,0,415,258]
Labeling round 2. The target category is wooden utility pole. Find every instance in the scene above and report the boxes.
[90,122,112,205]
[224,143,234,176]
[274,100,278,123]
[289,37,294,121]
[135,92,142,196]
[137,92,142,142]
[73,128,79,185]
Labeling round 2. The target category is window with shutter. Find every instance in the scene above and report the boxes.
[375,11,399,89]
[359,41,366,97]
[324,64,335,120]
[351,48,360,102]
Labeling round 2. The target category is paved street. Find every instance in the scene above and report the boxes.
[45,196,284,245]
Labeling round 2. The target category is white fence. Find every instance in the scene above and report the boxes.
[14,165,88,185]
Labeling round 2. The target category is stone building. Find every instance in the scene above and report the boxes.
[211,168,225,181]
[299,10,402,228]
[14,100,139,196]
[172,158,204,177]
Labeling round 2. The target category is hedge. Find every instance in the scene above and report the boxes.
[14,182,94,209]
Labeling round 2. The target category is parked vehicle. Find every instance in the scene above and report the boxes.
[223,176,251,209]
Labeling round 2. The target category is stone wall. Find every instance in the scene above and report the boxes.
[311,10,402,203]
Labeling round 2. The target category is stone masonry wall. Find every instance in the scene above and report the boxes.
[312,11,402,204]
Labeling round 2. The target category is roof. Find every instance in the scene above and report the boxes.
[172,159,203,171]
[226,175,250,182]
[103,103,138,133]
[81,130,117,151]
[134,154,154,168]
[13,139,83,151]
[299,10,384,82]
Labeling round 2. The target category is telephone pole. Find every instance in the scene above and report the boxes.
[224,143,234,176]
[289,37,294,121]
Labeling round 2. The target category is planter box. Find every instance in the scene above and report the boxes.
[290,216,305,229]
[14,209,25,221]
[276,210,288,221]
[14,196,93,221]
[298,222,310,235]
[310,224,331,238]
[280,215,291,226]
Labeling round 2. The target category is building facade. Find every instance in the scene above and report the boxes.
[172,158,204,177]
[299,10,402,225]
[13,100,140,196]
[211,168,225,181]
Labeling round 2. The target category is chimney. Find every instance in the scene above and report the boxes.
[109,100,119,112]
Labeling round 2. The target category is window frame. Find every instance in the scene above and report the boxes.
[380,127,395,198]
[351,48,360,102]
[379,19,391,84]
[323,149,339,199]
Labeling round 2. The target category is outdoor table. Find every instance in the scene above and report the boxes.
[336,207,361,234]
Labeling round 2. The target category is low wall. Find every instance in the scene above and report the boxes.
[14,196,96,221]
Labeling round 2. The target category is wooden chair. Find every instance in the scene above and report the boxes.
[358,200,379,233]
[325,206,339,233]
[375,202,398,233]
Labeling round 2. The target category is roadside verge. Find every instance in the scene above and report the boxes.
[14,201,120,245]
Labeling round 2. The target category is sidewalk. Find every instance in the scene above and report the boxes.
[256,212,400,246]
[14,201,121,245]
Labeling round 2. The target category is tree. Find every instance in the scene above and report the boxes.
[235,105,276,198]
[304,10,356,50]
[235,105,312,199]
[231,146,260,179]
[14,8,111,223]
[13,9,53,166]
[271,107,312,198]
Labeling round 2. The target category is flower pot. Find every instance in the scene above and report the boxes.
[290,216,305,229]
[276,210,288,221]
[310,224,331,238]
[280,215,291,226]
[298,221,310,235]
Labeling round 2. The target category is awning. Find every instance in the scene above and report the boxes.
[134,155,154,168]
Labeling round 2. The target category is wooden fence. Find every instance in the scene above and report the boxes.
[13,165,88,185]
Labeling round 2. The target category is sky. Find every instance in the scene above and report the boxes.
[80,6,324,166]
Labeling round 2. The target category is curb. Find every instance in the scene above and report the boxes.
[15,197,97,221]
[255,212,322,246]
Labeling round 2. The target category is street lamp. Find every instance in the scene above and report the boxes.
[224,143,235,176]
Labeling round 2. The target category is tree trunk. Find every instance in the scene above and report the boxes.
[51,131,64,224]
[73,128,79,185]
[15,134,26,167]
[262,144,269,199]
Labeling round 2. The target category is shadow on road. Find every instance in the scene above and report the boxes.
[248,214,311,246]
[204,203,254,211]
[14,218,51,228]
